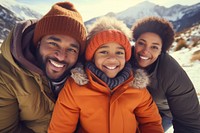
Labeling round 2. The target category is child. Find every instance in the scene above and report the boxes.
[48,16,164,133]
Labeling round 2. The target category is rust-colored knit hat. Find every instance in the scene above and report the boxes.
[33,1,87,54]
[85,29,131,61]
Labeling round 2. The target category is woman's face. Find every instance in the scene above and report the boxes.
[134,32,162,68]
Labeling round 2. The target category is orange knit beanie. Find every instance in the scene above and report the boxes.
[33,2,87,54]
[85,29,131,61]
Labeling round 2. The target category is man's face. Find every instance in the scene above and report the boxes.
[37,34,80,81]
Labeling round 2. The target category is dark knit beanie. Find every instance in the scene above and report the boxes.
[132,16,174,52]
[33,2,87,54]
[85,29,131,61]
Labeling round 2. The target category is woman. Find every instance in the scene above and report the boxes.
[130,16,200,132]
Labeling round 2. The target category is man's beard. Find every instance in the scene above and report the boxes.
[36,49,70,82]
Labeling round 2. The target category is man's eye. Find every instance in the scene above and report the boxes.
[49,42,57,47]
[67,48,78,54]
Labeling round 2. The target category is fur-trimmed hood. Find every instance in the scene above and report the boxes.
[70,63,149,89]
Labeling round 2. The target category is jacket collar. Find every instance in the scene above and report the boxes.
[1,19,44,75]
[70,63,149,89]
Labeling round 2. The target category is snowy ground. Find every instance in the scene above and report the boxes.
[165,45,200,133]
[170,46,200,95]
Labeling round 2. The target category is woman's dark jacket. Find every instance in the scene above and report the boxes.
[131,49,200,133]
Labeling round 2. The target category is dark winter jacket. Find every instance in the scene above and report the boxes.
[131,51,200,133]
[0,20,56,133]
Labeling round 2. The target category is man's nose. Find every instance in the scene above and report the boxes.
[54,49,66,61]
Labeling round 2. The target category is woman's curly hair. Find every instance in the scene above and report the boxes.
[131,16,175,52]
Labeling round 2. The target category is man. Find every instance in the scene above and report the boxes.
[0,1,86,133]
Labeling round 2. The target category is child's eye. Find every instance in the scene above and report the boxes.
[99,51,108,54]
[116,51,124,55]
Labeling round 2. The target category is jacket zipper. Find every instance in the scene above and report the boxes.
[108,92,111,133]
[37,76,56,103]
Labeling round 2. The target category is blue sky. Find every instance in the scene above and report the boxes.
[16,0,200,21]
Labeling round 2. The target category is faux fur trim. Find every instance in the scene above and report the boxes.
[130,69,150,89]
[70,63,89,85]
[71,65,149,89]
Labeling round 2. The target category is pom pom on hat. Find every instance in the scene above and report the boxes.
[33,1,87,54]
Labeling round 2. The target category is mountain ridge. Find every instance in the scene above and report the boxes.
[0,0,42,43]
[85,1,200,32]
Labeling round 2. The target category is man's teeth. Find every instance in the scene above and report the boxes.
[140,56,149,60]
[106,66,117,70]
[50,60,64,68]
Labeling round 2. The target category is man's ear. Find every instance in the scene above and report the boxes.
[37,41,41,49]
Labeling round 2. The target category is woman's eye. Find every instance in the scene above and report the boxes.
[152,46,159,50]
[137,41,144,46]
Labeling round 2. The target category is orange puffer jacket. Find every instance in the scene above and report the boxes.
[48,67,164,133]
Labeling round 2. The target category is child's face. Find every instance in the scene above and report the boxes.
[93,42,126,78]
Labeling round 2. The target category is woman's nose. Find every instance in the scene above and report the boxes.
[142,46,150,54]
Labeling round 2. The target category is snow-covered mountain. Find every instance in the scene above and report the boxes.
[0,4,22,42]
[116,1,187,22]
[0,0,42,43]
[0,0,42,20]
[85,1,200,32]
[1,0,200,44]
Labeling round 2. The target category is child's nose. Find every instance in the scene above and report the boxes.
[107,54,117,61]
